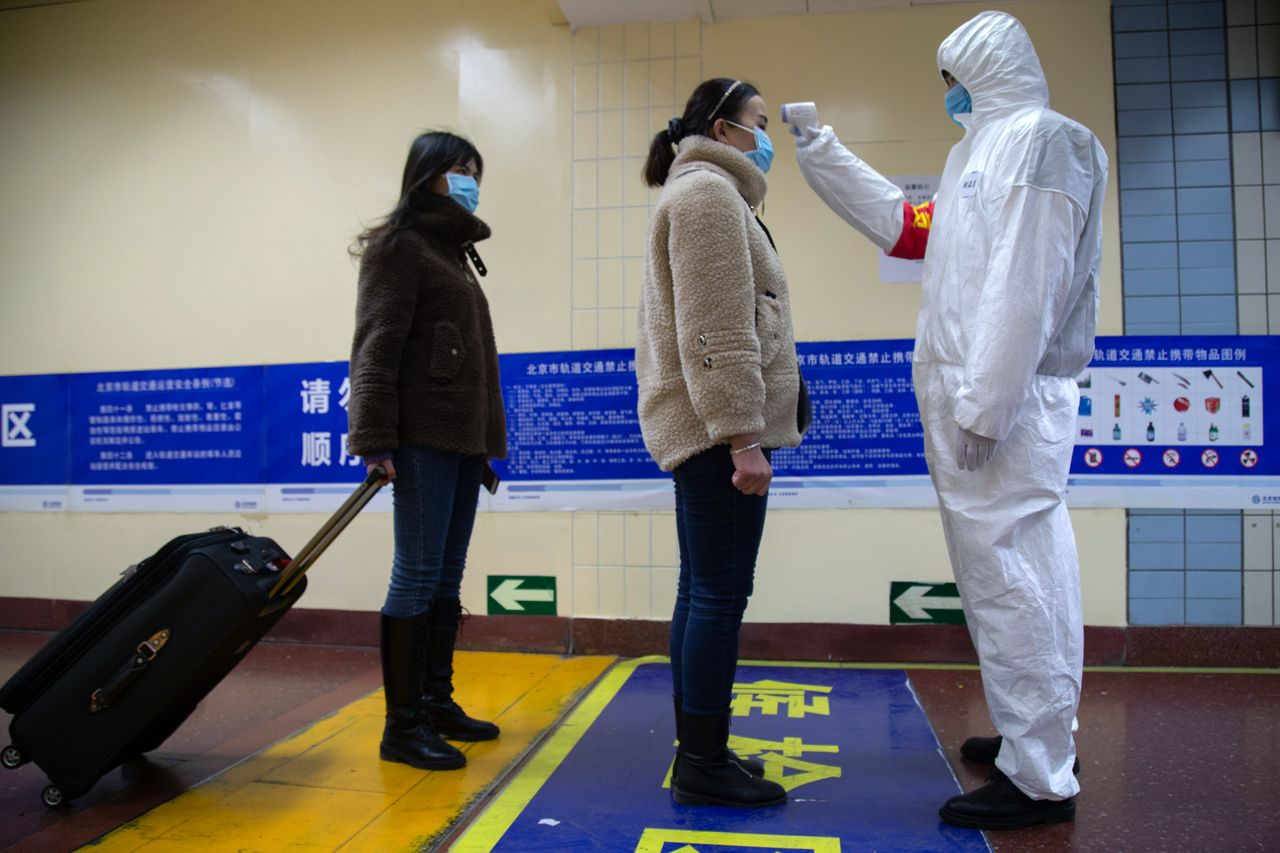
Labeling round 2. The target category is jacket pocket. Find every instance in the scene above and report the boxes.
[755,291,785,368]
[428,321,466,382]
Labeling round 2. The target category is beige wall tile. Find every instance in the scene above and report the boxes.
[625,157,651,206]
[573,209,597,259]
[1237,239,1266,293]
[596,567,626,616]
[572,565,600,616]
[574,27,599,63]
[650,59,677,108]
[598,157,625,207]
[597,307,628,348]
[624,257,646,306]
[573,112,597,159]
[600,62,625,110]
[622,306,638,346]
[1260,26,1280,75]
[574,64,599,112]
[626,107,653,158]
[599,25,625,62]
[675,57,703,106]
[573,160,597,209]
[597,512,626,565]
[625,22,650,60]
[599,258,625,307]
[625,566,652,617]
[572,308,598,348]
[1228,26,1258,77]
[573,258,598,309]
[598,207,624,258]
[649,21,676,58]
[1238,293,1269,332]
[1235,186,1265,239]
[675,17,701,56]
[624,206,650,257]
[599,110,625,158]
[625,60,650,108]
[1234,132,1262,185]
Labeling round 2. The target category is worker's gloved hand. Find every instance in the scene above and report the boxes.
[781,101,821,142]
[955,426,997,472]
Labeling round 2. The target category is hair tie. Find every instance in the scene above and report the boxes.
[667,117,684,142]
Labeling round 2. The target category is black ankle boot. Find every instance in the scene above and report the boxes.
[961,735,1080,775]
[421,598,499,742]
[672,710,785,808]
[672,697,763,780]
[380,614,465,770]
[939,769,1076,830]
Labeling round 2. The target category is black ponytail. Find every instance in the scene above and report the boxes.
[641,77,760,187]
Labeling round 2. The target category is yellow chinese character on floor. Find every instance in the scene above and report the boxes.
[730,679,832,718]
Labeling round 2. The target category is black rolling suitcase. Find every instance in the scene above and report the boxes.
[0,468,385,807]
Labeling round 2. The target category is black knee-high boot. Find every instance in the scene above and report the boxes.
[421,598,500,741]
[380,614,466,769]
[672,710,786,807]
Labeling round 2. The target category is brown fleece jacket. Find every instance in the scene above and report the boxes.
[347,194,507,459]
[636,135,802,471]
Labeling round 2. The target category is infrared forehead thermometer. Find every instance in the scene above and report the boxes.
[781,101,818,133]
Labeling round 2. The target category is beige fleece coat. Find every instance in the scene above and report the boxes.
[636,135,802,471]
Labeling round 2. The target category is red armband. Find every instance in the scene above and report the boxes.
[888,200,933,260]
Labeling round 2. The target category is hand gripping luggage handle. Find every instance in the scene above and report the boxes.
[269,466,386,599]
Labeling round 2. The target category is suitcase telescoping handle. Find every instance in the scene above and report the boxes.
[269,466,387,599]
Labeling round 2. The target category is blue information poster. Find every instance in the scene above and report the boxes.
[0,373,70,511]
[1,335,1275,512]
[261,362,389,513]
[66,366,264,512]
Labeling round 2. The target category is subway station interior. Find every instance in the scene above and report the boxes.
[1,1,1278,851]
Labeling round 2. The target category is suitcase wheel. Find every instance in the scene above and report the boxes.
[41,784,66,808]
[1,745,24,770]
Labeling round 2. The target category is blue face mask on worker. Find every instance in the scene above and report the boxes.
[944,84,972,127]
[446,172,480,213]
[724,120,774,174]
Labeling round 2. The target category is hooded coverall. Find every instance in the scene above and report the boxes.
[796,10,1108,800]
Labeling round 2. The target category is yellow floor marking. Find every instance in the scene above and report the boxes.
[81,651,614,853]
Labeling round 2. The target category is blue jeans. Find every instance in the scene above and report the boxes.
[670,445,770,716]
[383,445,484,618]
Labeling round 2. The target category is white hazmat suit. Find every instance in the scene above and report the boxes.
[796,11,1107,801]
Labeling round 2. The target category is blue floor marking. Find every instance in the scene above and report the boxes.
[483,661,988,852]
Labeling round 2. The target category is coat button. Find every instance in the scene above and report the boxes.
[698,334,706,346]
[703,356,712,368]
[451,348,458,356]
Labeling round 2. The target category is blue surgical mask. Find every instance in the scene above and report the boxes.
[726,120,774,173]
[945,84,972,127]
[446,173,479,213]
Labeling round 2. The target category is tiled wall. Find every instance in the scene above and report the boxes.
[1114,0,1280,625]
[567,20,701,618]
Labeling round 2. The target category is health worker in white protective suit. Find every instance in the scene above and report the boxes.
[790,11,1107,830]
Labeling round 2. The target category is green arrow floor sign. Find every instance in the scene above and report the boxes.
[889,581,965,625]
[487,575,557,615]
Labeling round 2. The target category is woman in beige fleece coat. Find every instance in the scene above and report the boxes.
[638,78,803,810]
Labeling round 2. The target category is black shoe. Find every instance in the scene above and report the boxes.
[960,735,1080,775]
[671,711,785,808]
[380,614,466,770]
[422,598,499,742]
[940,769,1075,830]
[672,697,763,779]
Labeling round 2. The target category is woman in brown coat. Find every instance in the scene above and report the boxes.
[347,131,506,771]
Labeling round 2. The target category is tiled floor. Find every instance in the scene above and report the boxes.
[2,632,1278,852]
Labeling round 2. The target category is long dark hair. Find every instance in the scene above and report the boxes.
[352,131,484,258]
[642,78,760,188]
